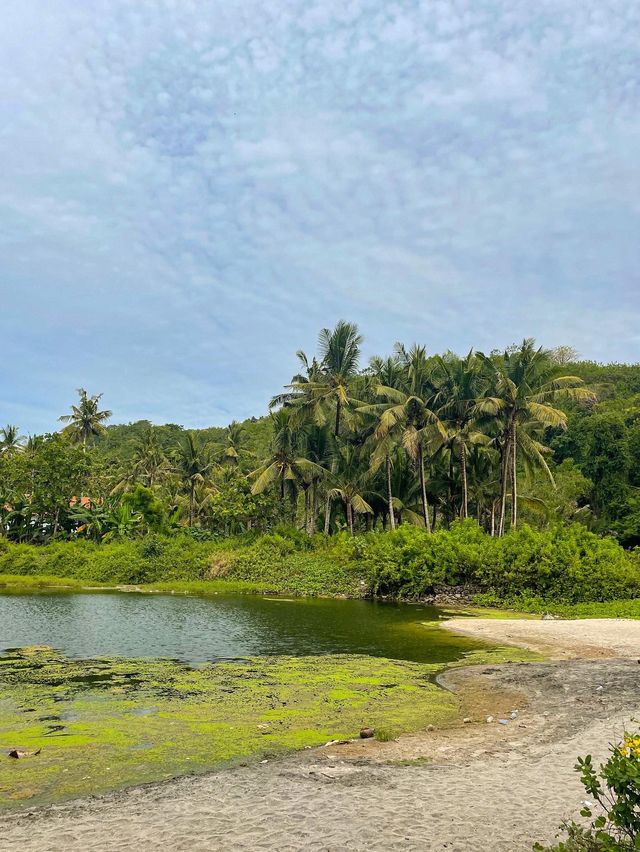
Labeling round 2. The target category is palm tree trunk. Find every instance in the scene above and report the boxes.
[418,444,432,533]
[497,429,511,537]
[335,399,341,437]
[189,483,195,527]
[346,500,354,535]
[385,454,396,530]
[324,492,331,534]
[311,479,319,534]
[510,422,518,530]
[490,500,496,537]
[303,486,310,534]
[432,503,437,532]
[460,442,468,519]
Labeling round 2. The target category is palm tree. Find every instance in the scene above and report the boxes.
[131,428,170,487]
[249,410,325,521]
[173,432,213,527]
[373,345,446,531]
[275,321,363,437]
[59,389,112,447]
[328,444,373,535]
[477,340,594,535]
[214,421,253,467]
[433,352,489,519]
[0,425,26,456]
[362,355,407,530]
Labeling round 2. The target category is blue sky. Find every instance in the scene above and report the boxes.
[2,0,639,434]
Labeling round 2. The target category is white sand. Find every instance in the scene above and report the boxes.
[443,616,640,659]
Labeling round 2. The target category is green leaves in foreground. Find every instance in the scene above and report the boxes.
[535,731,640,850]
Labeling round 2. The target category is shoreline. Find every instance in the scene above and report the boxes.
[1,618,639,850]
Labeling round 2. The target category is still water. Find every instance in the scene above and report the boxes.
[0,591,483,664]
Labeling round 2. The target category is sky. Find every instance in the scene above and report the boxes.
[1,0,639,435]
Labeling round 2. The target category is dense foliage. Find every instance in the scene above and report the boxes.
[1,522,638,603]
[535,730,640,850]
[1,323,639,568]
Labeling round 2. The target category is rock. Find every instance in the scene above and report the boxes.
[509,711,518,719]
[486,716,494,723]
[463,717,472,724]
[426,725,435,732]
[596,685,604,693]
[8,748,41,759]
[359,727,375,739]
[497,719,509,725]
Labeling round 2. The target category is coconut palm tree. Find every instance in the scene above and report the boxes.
[173,432,213,527]
[328,444,373,535]
[59,389,112,448]
[433,352,489,519]
[131,428,170,487]
[373,345,446,531]
[477,340,594,535]
[249,410,326,521]
[0,425,26,456]
[214,421,254,467]
[274,321,363,437]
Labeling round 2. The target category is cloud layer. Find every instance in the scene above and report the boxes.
[2,0,639,432]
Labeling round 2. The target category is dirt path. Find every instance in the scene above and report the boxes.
[2,621,639,851]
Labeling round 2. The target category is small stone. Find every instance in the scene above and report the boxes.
[595,685,604,693]
[486,716,494,723]
[498,719,509,725]
[426,725,435,732]
[359,727,375,739]
[509,711,518,719]
[463,717,472,724]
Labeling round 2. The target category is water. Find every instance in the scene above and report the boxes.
[0,590,483,664]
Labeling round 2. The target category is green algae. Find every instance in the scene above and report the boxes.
[0,648,458,809]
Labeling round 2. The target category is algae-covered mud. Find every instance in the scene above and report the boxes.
[0,592,538,810]
[0,648,460,808]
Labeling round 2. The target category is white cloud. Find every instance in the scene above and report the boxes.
[1,0,639,432]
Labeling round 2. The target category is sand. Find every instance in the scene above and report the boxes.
[442,616,640,659]
[2,619,639,851]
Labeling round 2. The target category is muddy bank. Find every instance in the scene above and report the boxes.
[2,657,638,851]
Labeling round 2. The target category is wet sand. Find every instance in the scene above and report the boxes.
[2,619,639,851]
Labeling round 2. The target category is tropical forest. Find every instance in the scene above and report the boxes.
[1,322,639,612]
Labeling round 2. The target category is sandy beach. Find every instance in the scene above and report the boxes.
[1,618,639,852]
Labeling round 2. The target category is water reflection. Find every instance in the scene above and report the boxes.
[0,591,482,664]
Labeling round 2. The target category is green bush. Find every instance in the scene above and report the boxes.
[0,521,638,603]
[534,730,640,850]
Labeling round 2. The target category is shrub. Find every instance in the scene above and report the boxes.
[534,731,640,850]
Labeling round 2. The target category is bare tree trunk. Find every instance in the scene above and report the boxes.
[490,501,496,537]
[385,454,396,530]
[52,507,60,539]
[510,422,518,530]
[432,503,437,532]
[418,444,432,532]
[460,442,468,519]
